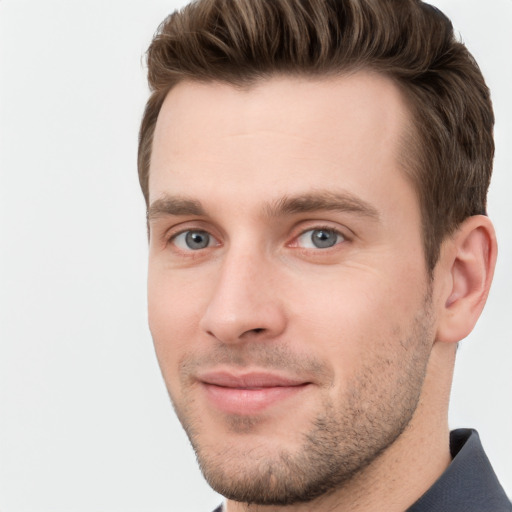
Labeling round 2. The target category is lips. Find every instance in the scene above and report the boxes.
[198,371,311,415]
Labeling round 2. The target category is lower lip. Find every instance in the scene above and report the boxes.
[202,383,309,415]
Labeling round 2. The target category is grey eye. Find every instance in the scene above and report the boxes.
[173,230,213,250]
[297,228,344,249]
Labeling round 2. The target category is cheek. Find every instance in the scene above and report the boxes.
[286,262,426,369]
[147,268,206,378]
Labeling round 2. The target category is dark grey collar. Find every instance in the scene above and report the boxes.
[407,429,511,511]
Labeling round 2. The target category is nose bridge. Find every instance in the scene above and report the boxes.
[200,241,285,343]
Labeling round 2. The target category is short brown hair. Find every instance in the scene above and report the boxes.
[138,0,494,271]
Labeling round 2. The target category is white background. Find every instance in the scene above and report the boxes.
[0,1,510,511]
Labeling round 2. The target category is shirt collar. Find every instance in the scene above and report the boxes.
[407,428,511,511]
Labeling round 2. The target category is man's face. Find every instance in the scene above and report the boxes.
[147,73,436,505]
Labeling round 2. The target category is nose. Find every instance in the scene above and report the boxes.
[199,248,287,344]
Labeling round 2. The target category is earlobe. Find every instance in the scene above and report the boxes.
[436,215,497,344]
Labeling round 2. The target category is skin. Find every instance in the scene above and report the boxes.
[146,73,496,512]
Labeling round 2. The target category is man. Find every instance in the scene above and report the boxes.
[138,0,511,510]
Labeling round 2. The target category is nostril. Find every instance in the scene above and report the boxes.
[251,328,265,334]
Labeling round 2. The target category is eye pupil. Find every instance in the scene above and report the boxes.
[185,231,210,249]
[311,229,337,248]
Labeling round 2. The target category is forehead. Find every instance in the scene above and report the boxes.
[149,73,415,216]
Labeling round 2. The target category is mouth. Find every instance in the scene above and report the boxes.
[198,371,312,415]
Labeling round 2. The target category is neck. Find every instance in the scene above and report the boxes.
[226,342,455,512]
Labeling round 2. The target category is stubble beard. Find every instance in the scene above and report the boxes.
[167,297,434,506]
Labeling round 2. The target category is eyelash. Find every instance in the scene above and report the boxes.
[291,226,347,250]
[169,229,219,251]
[165,224,348,254]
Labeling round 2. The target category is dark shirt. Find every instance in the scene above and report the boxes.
[407,429,511,511]
[212,429,511,512]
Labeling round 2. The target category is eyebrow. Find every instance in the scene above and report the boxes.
[147,196,206,221]
[147,191,379,222]
[264,191,380,220]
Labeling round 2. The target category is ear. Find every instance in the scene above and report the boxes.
[435,215,497,344]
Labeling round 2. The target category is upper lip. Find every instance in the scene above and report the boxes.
[198,371,309,389]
